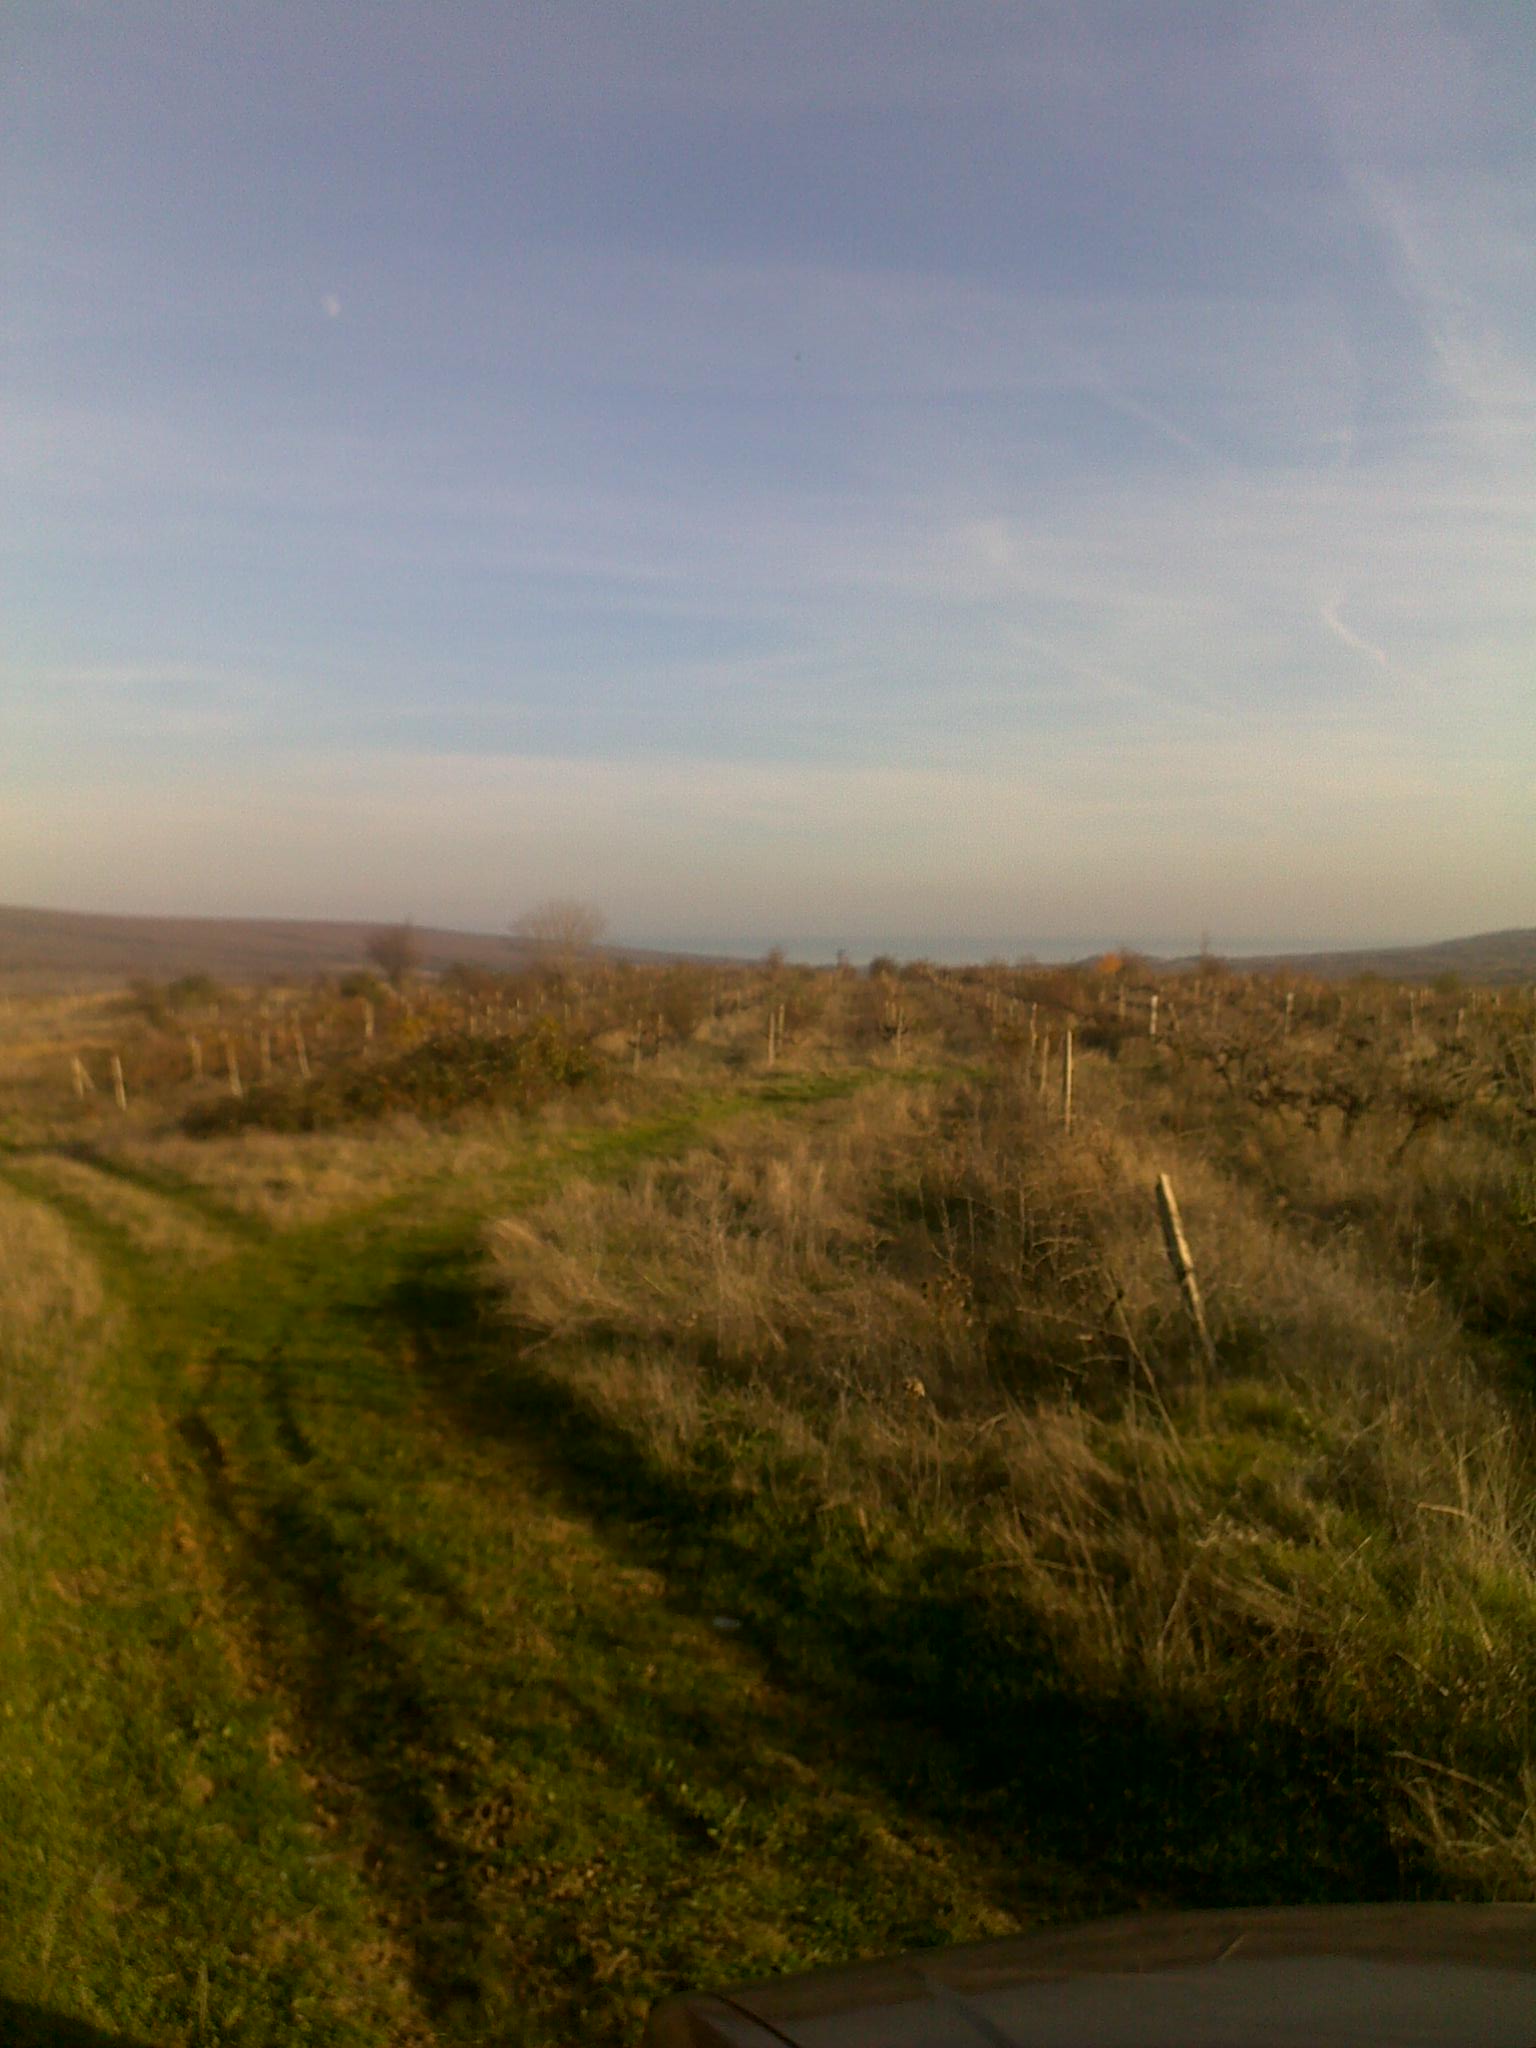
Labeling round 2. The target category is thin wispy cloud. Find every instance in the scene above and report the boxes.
[1315,594,1432,700]
[3,1,1532,951]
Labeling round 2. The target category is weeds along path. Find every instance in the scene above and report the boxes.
[0,1073,1038,2048]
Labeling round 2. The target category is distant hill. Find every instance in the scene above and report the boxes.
[0,904,708,990]
[3,903,1531,992]
[1177,927,1536,988]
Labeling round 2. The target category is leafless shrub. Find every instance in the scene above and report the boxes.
[366,920,422,987]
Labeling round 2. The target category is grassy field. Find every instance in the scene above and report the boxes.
[1,960,1533,2044]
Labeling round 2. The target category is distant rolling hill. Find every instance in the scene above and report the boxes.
[2,903,1531,991]
[0,904,705,990]
[1214,927,1536,987]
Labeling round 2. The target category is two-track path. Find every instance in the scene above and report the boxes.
[1,1079,1052,2048]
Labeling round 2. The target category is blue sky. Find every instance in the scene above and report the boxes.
[4,2,1533,957]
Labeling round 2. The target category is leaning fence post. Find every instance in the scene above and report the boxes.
[1155,1173,1215,1374]
[111,1052,128,1112]
[1062,1026,1074,1134]
[71,1055,91,1100]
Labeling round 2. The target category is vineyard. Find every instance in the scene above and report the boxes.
[1,953,1535,2045]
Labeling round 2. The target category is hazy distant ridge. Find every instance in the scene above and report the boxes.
[1,904,1531,988]
[0,904,708,987]
[1198,927,1536,987]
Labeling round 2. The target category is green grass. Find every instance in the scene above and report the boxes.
[0,1073,1031,2047]
[4,1042,1528,2046]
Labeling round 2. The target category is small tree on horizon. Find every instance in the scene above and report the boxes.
[511,899,608,980]
[366,919,422,987]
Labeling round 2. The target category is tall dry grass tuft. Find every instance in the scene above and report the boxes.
[0,1184,106,1508]
[488,1068,1536,1892]
[17,1155,231,1263]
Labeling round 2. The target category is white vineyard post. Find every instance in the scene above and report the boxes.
[1155,1173,1216,1379]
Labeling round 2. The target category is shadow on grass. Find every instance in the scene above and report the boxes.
[0,2003,150,2048]
[388,1239,1424,1915]
[172,1389,490,2020]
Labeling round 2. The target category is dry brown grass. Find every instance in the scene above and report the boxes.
[491,1085,951,1393]
[106,1120,521,1228]
[0,1182,107,1504]
[18,1155,232,1264]
[104,1091,650,1228]
[488,1066,1536,1894]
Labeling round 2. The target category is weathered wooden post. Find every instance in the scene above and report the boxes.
[111,1053,128,1113]
[188,1033,204,1080]
[71,1055,90,1100]
[1062,1027,1074,1134]
[223,1034,242,1099]
[1283,991,1294,1035]
[1148,992,1159,1039]
[1155,1173,1215,1374]
[293,1021,311,1080]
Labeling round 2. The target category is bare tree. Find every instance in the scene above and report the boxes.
[511,899,607,978]
[366,919,422,987]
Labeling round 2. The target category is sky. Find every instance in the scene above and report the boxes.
[3,1,1533,960]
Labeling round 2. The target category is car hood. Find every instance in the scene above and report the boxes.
[645,1904,1536,2048]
